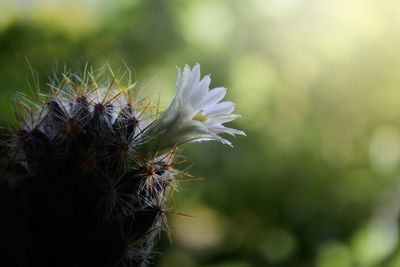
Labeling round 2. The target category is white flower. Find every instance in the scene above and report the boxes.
[143,64,245,151]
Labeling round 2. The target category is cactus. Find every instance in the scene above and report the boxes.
[0,64,244,267]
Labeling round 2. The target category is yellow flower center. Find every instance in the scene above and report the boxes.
[192,111,208,122]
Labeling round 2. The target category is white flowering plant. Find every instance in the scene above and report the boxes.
[0,64,244,267]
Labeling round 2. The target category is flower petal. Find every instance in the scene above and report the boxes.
[179,65,194,99]
[199,87,227,108]
[208,125,246,136]
[204,101,235,116]
[191,75,211,110]
[207,114,241,125]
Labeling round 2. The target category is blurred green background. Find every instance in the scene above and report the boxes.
[1,0,400,266]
